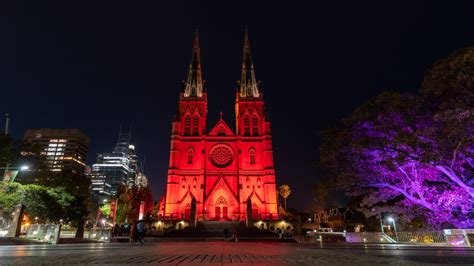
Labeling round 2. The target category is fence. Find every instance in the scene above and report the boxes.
[386,231,447,245]
[295,229,473,247]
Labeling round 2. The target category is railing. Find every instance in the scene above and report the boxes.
[296,230,472,247]
[387,231,447,245]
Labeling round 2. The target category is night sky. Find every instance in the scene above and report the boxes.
[2,1,473,210]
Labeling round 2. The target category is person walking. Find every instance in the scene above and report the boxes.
[223,228,229,242]
[230,228,238,242]
[129,221,136,244]
[113,223,119,238]
[137,221,145,244]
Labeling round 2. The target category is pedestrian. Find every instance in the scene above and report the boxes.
[277,228,283,239]
[129,221,136,244]
[223,228,229,242]
[137,220,145,244]
[120,224,125,236]
[113,223,119,238]
[230,229,238,242]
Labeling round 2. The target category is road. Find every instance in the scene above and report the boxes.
[0,242,473,265]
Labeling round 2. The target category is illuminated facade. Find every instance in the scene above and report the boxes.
[23,128,89,173]
[160,30,278,221]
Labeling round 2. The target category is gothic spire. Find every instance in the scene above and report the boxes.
[183,28,204,97]
[239,29,260,98]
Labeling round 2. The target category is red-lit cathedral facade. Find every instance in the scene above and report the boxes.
[160,31,278,222]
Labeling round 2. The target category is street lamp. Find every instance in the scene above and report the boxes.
[387,217,399,242]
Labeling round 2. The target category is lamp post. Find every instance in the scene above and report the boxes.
[387,217,399,242]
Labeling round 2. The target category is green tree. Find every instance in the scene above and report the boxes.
[99,203,111,217]
[115,186,132,224]
[0,181,75,223]
[0,181,24,214]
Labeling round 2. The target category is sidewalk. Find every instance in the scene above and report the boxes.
[0,237,46,246]
[0,237,99,245]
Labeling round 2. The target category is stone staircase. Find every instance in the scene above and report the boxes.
[160,221,291,241]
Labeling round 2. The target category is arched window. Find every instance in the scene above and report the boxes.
[184,115,191,135]
[249,148,256,164]
[193,115,199,135]
[243,115,250,136]
[187,148,194,164]
[252,115,259,136]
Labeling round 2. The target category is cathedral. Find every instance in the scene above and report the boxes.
[159,30,278,222]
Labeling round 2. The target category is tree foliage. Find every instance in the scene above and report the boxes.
[0,181,75,222]
[320,48,473,229]
[99,203,111,217]
[114,184,154,224]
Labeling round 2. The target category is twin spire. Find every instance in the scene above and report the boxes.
[183,28,260,98]
[183,29,204,97]
[239,29,260,98]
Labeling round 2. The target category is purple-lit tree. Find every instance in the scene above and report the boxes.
[321,48,473,229]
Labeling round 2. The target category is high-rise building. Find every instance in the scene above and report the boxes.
[23,128,90,173]
[159,30,278,221]
[90,131,138,198]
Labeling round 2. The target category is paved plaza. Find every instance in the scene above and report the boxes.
[0,242,473,265]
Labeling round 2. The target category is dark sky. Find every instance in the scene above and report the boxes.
[2,1,473,210]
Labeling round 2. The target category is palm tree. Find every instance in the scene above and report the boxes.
[279,184,291,211]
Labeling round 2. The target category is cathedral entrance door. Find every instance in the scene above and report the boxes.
[222,206,228,219]
[215,196,228,221]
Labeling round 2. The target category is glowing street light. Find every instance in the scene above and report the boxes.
[387,217,399,242]
[20,165,29,171]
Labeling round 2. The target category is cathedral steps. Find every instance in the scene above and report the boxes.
[160,221,284,240]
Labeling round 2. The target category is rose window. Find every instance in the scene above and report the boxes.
[210,145,234,167]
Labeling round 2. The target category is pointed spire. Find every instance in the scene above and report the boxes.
[239,28,260,98]
[183,28,204,97]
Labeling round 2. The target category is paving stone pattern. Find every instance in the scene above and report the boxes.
[1,242,473,265]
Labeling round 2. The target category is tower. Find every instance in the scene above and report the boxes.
[235,29,278,220]
[162,29,278,222]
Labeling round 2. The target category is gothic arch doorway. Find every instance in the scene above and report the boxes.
[184,203,191,220]
[215,196,228,220]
